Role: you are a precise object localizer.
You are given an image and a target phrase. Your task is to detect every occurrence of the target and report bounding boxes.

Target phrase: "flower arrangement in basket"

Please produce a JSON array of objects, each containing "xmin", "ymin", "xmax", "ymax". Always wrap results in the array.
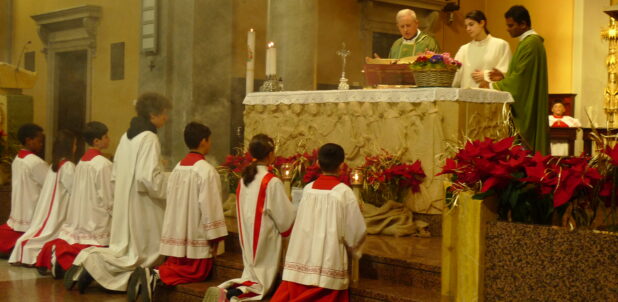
[
  {"xmin": 360, "ymin": 150, "xmax": 425, "ymax": 207},
  {"xmin": 409, "ymin": 51, "xmax": 462, "ymax": 87}
]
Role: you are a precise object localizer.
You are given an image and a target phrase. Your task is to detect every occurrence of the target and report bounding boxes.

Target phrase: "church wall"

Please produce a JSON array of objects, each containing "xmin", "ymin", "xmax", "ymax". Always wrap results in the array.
[
  {"xmin": 11, "ymin": 0, "xmax": 140, "ymax": 154},
  {"xmin": 572, "ymin": 0, "xmax": 609, "ymax": 128},
  {"xmin": 485, "ymin": 0, "xmax": 574, "ymax": 94},
  {"xmin": 0, "ymin": 0, "xmax": 12, "ymax": 63}
]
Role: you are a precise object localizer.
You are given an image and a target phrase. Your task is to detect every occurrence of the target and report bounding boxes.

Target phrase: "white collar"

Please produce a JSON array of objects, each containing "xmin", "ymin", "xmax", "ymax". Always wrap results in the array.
[
  {"xmin": 471, "ymin": 34, "xmax": 492, "ymax": 45},
  {"xmin": 518, "ymin": 29, "xmax": 538, "ymax": 41},
  {"xmin": 403, "ymin": 29, "xmax": 422, "ymax": 43}
]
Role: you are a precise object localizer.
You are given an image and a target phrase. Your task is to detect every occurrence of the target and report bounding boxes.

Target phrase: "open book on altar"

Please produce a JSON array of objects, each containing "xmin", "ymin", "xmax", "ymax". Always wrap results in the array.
[{"xmin": 364, "ymin": 56, "xmax": 417, "ymax": 88}]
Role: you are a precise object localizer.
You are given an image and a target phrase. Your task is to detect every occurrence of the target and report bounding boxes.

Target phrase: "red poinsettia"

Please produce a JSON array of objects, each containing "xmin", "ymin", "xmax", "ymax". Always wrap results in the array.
[
  {"xmin": 362, "ymin": 151, "xmax": 426, "ymax": 204},
  {"xmin": 221, "ymin": 152, "xmax": 253, "ymax": 174},
  {"xmin": 437, "ymin": 137, "xmax": 533, "ymax": 193}
]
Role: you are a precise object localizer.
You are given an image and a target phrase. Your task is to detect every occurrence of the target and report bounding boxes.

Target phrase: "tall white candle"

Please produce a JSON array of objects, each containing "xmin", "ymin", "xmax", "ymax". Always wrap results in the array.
[
  {"xmin": 246, "ymin": 28, "xmax": 255, "ymax": 93},
  {"xmin": 266, "ymin": 42, "xmax": 276, "ymax": 76}
]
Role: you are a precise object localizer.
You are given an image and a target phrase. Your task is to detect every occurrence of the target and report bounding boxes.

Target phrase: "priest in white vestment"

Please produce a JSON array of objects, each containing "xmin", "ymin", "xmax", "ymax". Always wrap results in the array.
[
  {"xmin": 36, "ymin": 122, "xmax": 113, "ymax": 278},
  {"xmin": 0, "ymin": 124, "xmax": 48, "ymax": 256},
  {"xmin": 205, "ymin": 134, "xmax": 295, "ymax": 302},
  {"xmin": 9, "ymin": 129, "xmax": 77, "ymax": 266},
  {"xmin": 67, "ymin": 92, "xmax": 171, "ymax": 293},
  {"xmin": 452, "ymin": 10, "xmax": 511, "ymax": 89},
  {"xmin": 271, "ymin": 144, "xmax": 366, "ymax": 302}
]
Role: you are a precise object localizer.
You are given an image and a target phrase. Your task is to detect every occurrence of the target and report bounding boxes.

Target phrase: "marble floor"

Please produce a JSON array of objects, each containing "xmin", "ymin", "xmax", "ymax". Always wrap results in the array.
[{"xmin": 0, "ymin": 259, "xmax": 125, "ymax": 302}]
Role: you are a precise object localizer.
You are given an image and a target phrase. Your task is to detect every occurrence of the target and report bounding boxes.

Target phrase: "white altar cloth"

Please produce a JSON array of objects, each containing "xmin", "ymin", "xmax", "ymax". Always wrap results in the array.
[{"xmin": 243, "ymin": 88, "xmax": 513, "ymax": 105}]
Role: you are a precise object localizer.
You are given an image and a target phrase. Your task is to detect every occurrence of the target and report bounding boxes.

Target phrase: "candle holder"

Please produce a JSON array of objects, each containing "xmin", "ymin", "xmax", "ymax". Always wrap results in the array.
[
  {"xmin": 349, "ymin": 168, "xmax": 365, "ymax": 212},
  {"xmin": 281, "ymin": 163, "xmax": 294, "ymax": 199},
  {"xmin": 259, "ymin": 74, "xmax": 283, "ymax": 92}
]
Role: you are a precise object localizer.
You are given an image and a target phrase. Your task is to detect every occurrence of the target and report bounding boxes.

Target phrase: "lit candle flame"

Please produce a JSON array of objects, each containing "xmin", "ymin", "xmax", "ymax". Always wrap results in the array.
[
  {"xmin": 250, "ymin": 28, "xmax": 254, "ymax": 32},
  {"xmin": 268, "ymin": 42, "xmax": 275, "ymax": 48}
]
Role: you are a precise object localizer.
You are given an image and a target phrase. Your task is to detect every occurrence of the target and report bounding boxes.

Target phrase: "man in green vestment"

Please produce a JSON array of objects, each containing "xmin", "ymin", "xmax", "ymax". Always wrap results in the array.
[
  {"xmin": 388, "ymin": 9, "xmax": 440, "ymax": 59},
  {"xmin": 489, "ymin": 5, "xmax": 549, "ymax": 155}
]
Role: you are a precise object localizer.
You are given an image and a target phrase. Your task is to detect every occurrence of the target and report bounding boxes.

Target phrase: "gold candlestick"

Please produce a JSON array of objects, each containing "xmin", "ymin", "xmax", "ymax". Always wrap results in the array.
[{"xmin": 602, "ymin": 6, "xmax": 618, "ymax": 127}]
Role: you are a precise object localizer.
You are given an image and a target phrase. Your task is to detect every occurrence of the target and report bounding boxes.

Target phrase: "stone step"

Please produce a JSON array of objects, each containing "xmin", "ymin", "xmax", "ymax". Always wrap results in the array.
[
  {"xmin": 154, "ymin": 217, "xmax": 441, "ymax": 302},
  {"xmin": 222, "ymin": 217, "xmax": 441, "ymax": 289}
]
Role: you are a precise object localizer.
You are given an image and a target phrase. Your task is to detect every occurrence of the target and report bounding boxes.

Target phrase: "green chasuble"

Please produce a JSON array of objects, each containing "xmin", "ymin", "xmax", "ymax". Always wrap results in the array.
[
  {"xmin": 388, "ymin": 32, "xmax": 440, "ymax": 59},
  {"xmin": 493, "ymin": 34, "xmax": 549, "ymax": 155}
]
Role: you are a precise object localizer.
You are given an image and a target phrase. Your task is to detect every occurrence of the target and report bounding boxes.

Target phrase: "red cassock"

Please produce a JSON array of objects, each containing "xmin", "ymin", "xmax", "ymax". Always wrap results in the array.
[
  {"xmin": 0, "ymin": 224, "xmax": 24, "ymax": 254},
  {"xmin": 35, "ymin": 238, "xmax": 99, "ymax": 270}
]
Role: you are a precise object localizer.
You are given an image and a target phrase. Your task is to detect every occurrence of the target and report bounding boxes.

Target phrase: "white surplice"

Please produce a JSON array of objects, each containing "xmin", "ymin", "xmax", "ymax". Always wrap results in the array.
[
  {"xmin": 452, "ymin": 35, "xmax": 512, "ymax": 89},
  {"xmin": 58, "ymin": 149, "xmax": 114, "ymax": 246},
  {"xmin": 281, "ymin": 180, "xmax": 366, "ymax": 291},
  {"xmin": 549, "ymin": 115, "xmax": 582, "ymax": 156},
  {"xmin": 7, "ymin": 150, "xmax": 49, "ymax": 231},
  {"xmin": 159, "ymin": 153, "xmax": 228, "ymax": 258},
  {"xmin": 73, "ymin": 131, "xmax": 169, "ymax": 291},
  {"xmin": 9, "ymin": 161, "xmax": 75, "ymax": 265},
  {"xmin": 218, "ymin": 166, "xmax": 296, "ymax": 300}
]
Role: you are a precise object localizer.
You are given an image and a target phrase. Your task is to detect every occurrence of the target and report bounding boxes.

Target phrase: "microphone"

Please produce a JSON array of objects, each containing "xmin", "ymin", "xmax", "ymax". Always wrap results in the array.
[{"xmin": 15, "ymin": 40, "xmax": 32, "ymax": 71}]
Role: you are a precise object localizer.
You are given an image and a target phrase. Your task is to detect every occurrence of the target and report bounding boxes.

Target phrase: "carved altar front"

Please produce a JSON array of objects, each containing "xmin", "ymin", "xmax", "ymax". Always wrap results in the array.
[{"xmin": 243, "ymin": 88, "xmax": 513, "ymax": 214}]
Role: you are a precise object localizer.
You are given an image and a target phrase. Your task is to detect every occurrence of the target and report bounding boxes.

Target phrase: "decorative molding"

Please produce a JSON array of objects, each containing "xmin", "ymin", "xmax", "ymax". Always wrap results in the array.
[
  {"xmin": 31, "ymin": 5, "xmax": 101, "ymax": 55},
  {"xmin": 368, "ymin": 0, "xmax": 451, "ymax": 12}
]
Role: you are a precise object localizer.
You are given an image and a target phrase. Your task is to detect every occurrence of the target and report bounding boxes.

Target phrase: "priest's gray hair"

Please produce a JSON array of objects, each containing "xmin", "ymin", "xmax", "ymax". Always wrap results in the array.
[{"xmin": 396, "ymin": 9, "xmax": 417, "ymax": 22}]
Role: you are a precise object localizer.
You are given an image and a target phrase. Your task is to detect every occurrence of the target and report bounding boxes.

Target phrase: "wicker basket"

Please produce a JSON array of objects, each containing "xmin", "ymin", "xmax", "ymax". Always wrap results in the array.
[{"xmin": 412, "ymin": 69, "xmax": 456, "ymax": 87}]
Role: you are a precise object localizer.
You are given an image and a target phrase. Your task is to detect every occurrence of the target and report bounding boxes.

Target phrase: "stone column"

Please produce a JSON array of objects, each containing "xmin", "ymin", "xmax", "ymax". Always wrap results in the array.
[
  {"xmin": 0, "ymin": 0, "xmax": 13, "ymax": 63},
  {"xmin": 267, "ymin": 0, "xmax": 317, "ymax": 91},
  {"xmin": 139, "ymin": 0, "xmax": 233, "ymax": 164}
]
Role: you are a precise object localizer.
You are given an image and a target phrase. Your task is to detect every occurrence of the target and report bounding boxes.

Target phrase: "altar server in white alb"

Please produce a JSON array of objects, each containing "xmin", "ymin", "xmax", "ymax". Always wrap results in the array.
[
  {"xmin": 0, "ymin": 124, "xmax": 48, "ymax": 257},
  {"xmin": 35, "ymin": 122, "xmax": 113, "ymax": 279},
  {"xmin": 9, "ymin": 129, "xmax": 77, "ymax": 266},
  {"xmin": 128, "ymin": 122, "xmax": 228, "ymax": 302},
  {"xmin": 65, "ymin": 92, "xmax": 171, "ymax": 293},
  {"xmin": 204, "ymin": 134, "xmax": 296, "ymax": 302},
  {"xmin": 271, "ymin": 143, "xmax": 366, "ymax": 302},
  {"xmin": 549, "ymin": 100, "xmax": 581, "ymax": 156},
  {"xmin": 452, "ymin": 10, "xmax": 511, "ymax": 89}
]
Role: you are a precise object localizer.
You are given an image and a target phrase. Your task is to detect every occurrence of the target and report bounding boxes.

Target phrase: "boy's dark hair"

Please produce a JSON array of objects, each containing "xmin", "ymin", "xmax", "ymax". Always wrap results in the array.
[
  {"xmin": 318, "ymin": 143, "xmax": 345, "ymax": 173},
  {"xmin": 52, "ymin": 129, "xmax": 77, "ymax": 172},
  {"xmin": 242, "ymin": 134, "xmax": 275, "ymax": 186},
  {"xmin": 82, "ymin": 121, "xmax": 108, "ymax": 146},
  {"xmin": 184, "ymin": 122, "xmax": 211, "ymax": 149},
  {"xmin": 505, "ymin": 5, "xmax": 531, "ymax": 27},
  {"xmin": 135, "ymin": 92, "xmax": 172, "ymax": 119},
  {"xmin": 17, "ymin": 123, "xmax": 43, "ymax": 145}
]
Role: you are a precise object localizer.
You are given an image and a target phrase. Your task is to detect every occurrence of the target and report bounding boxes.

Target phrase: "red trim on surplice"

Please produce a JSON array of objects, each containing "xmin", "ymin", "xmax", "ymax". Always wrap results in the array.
[
  {"xmin": 158, "ymin": 256, "xmax": 214, "ymax": 285},
  {"xmin": 0, "ymin": 224, "xmax": 24, "ymax": 254},
  {"xmin": 236, "ymin": 173, "xmax": 275, "ymax": 261},
  {"xmin": 19, "ymin": 160, "xmax": 67, "ymax": 263},
  {"xmin": 270, "ymin": 281, "xmax": 349, "ymax": 302},
  {"xmin": 17, "ymin": 149, "xmax": 33, "ymax": 159},
  {"xmin": 81, "ymin": 148, "xmax": 102, "ymax": 161},
  {"xmin": 312, "ymin": 175, "xmax": 341, "ymax": 190},
  {"xmin": 35, "ymin": 238, "xmax": 98, "ymax": 270},
  {"xmin": 252, "ymin": 173, "xmax": 274, "ymax": 261},
  {"xmin": 179, "ymin": 152, "xmax": 204, "ymax": 166}
]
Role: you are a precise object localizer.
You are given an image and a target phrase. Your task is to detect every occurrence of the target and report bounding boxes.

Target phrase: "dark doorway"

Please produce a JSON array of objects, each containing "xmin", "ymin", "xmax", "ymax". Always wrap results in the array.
[
  {"xmin": 372, "ymin": 32, "xmax": 400, "ymax": 59},
  {"xmin": 55, "ymin": 50, "xmax": 87, "ymax": 158}
]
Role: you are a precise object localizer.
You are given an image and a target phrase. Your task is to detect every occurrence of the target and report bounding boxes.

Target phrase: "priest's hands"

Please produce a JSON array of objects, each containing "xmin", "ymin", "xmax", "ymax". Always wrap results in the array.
[
  {"xmin": 489, "ymin": 68, "xmax": 504, "ymax": 81},
  {"xmin": 472, "ymin": 69, "xmax": 485, "ymax": 83}
]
